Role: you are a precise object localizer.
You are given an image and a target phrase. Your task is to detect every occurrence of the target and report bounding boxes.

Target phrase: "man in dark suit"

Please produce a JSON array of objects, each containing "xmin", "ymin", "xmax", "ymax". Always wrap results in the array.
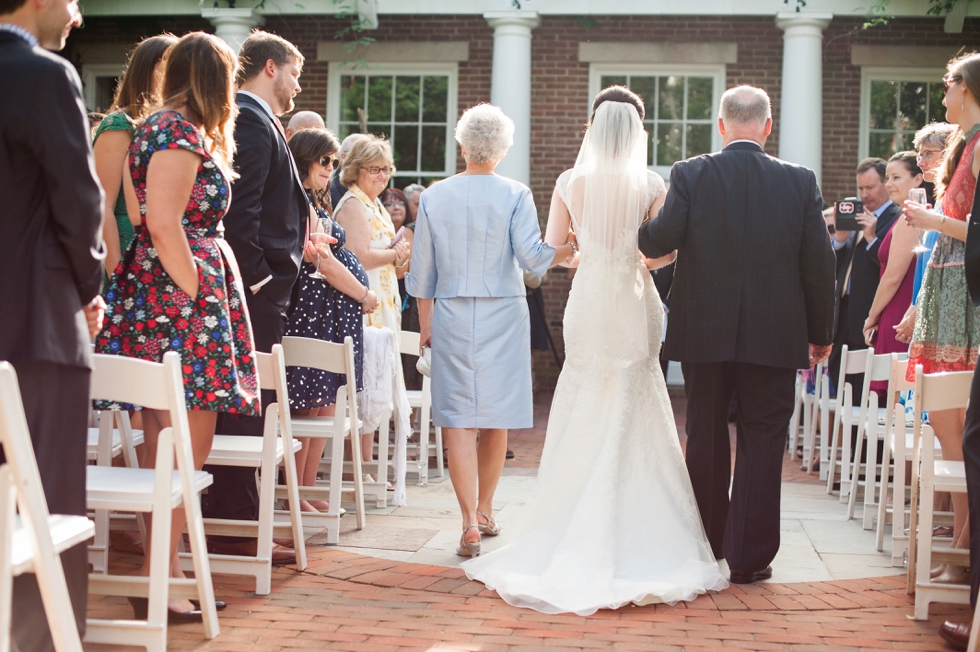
[
  {"xmin": 638, "ymin": 86, "xmax": 835, "ymax": 583},
  {"xmin": 204, "ymin": 30, "xmax": 309, "ymax": 564},
  {"xmin": 0, "ymin": 0, "xmax": 105, "ymax": 649},
  {"xmin": 827, "ymin": 158, "xmax": 900, "ymax": 389},
  {"xmin": 939, "ymin": 168, "xmax": 980, "ymax": 649}
]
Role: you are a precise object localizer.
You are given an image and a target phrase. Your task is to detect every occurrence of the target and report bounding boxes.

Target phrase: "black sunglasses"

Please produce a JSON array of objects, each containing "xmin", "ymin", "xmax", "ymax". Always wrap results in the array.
[
  {"xmin": 943, "ymin": 75, "xmax": 962, "ymax": 93},
  {"xmin": 318, "ymin": 155, "xmax": 337, "ymax": 168}
]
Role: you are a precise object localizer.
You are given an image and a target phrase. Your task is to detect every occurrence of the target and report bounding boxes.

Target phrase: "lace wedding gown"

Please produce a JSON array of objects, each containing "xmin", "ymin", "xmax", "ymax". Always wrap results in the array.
[{"xmin": 461, "ymin": 101, "xmax": 728, "ymax": 615}]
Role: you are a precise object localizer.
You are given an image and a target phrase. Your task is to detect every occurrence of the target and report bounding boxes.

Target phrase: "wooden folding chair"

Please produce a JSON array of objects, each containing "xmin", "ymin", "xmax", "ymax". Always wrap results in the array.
[
  {"xmin": 191, "ymin": 344, "xmax": 307, "ymax": 594},
  {"xmin": 0, "ymin": 363, "xmax": 94, "ymax": 652},
  {"xmin": 825, "ymin": 345, "xmax": 874, "ymax": 498},
  {"xmin": 399, "ymin": 330, "xmax": 443, "ymax": 481},
  {"xmin": 907, "ymin": 366, "xmax": 972, "ymax": 619},
  {"xmin": 280, "ymin": 335, "xmax": 366, "ymax": 544},
  {"xmin": 85, "ymin": 352, "xmax": 219, "ymax": 651}
]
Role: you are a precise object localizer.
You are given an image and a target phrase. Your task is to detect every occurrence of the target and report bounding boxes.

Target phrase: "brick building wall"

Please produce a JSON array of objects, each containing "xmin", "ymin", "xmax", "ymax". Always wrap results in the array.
[{"xmin": 64, "ymin": 13, "xmax": 980, "ymax": 392}]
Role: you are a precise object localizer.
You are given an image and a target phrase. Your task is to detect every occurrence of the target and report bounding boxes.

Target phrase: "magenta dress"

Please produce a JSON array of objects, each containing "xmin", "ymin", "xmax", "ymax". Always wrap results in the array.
[{"xmin": 869, "ymin": 222, "xmax": 915, "ymax": 392}]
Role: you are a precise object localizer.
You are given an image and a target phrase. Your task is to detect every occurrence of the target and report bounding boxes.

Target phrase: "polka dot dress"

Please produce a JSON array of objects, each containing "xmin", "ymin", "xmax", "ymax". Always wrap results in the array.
[{"xmin": 285, "ymin": 205, "xmax": 366, "ymax": 408}]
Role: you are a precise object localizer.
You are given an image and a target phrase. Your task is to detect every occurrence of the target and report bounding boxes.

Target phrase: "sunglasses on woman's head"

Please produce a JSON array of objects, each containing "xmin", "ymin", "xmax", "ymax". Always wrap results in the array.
[
  {"xmin": 943, "ymin": 75, "xmax": 962, "ymax": 93},
  {"xmin": 318, "ymin": 155, "xmax": 337, "ymax": 168}
]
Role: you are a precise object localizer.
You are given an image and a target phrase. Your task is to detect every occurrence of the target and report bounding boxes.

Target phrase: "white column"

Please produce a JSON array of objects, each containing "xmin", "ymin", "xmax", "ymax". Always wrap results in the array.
[
  {"xmin": 776, "ymin": 11, "xmax": 832, "ymax": 186},
  {"xmin": 483, "ymin": 10, "xmax": 540, "ymax": 186},
  {"xmin": 202, "ymin": 7, "xmax": 265, "ymax": 54}
]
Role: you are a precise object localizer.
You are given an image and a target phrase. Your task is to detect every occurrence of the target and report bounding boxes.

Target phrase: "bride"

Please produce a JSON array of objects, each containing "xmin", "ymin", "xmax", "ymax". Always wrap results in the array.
[{"xmin": 461, "ymin": 86, "xmax": 729, "ymax": 615}]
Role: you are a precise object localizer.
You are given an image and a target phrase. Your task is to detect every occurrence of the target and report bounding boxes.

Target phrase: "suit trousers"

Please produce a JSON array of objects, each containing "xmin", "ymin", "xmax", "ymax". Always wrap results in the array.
[
  {"xmin": 682, "ymin": 361, "xmax": 796, "ymax": 573},
  {"xmin": 828, "ymin": 295, "xmax": 868, "ymax": 397},
  {"xmin": 0, "ymin": 361, "xmax": 90, "ymax": 652},
  {"xmin": 204, "ymin": 290, "xmax": 287, "ymax": 542},
  {"xmin": 965, "ymin": 363, "xmax": 980, "ymax": 607}
]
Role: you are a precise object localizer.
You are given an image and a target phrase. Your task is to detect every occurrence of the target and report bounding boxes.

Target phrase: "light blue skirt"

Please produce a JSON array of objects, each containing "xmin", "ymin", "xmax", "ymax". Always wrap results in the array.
[{"xmin": 431, "ymin": 296, "xmax": 533, "ymax": 429}]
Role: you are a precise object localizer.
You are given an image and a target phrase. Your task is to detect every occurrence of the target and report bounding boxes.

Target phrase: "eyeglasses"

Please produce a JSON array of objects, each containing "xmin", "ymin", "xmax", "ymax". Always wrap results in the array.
[
  {"xmin": 943, "ymin": 75, "xmax": 962, "ymax": 93},
  {"xmin": 917, "ymin": 148, "xmax": 943, "ymax": 161},
  {"xmin": 318, "ymin": 155, "xmax": 337, "ymax": 169},
  {"xmin": 383, "ymin": 200, "xmax": 406, "ymax": 209},
  {"xmin": 363, "ymin": 166, "xmax": 394, "ymax": 176}
]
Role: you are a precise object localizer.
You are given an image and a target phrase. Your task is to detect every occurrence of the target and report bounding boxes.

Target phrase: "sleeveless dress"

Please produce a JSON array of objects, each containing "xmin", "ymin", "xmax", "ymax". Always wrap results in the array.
[
  {"xmin": 874, "ymin": 222, "xmax": 916, "ymax": 355},
  {"xmin": 95, "ymin": 110, "xmax": 259, "ymax": 416},
  {"xmin": 336, "ymin": 183, "xmax": 401, "ymax": 332},
  {"xmin": 462, "ymin": 169, "xmax": 728, "ymax": 615},
  {"xmin": 907, "ymin": 129, "xmax": 980, "ymax": 380},
  {"xmin": 93, "ymin": 110, "xmax": 137, "ymax": 259},
  {"xmin": 285, "ymin": 200, "xmax": 367, "ymax": 408}
]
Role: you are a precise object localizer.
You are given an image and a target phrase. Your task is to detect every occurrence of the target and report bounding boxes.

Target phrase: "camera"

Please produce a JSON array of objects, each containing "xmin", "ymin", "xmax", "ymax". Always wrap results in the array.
[{"xmin": 834, "ymin": 198, "xmax": 864, "ymax": 231}]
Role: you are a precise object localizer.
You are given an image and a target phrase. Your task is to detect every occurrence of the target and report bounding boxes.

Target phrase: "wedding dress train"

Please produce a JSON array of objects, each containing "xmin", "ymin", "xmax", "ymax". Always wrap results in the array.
[{"xmin": 461, "ymin": 101, "xmax": 728, "ymax": 615}]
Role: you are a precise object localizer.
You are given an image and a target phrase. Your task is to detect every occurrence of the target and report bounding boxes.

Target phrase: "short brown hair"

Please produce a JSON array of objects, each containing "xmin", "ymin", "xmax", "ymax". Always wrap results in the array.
[
  {"xmin": 856, "ymin": 157, "xmax": 887, "ymax": 182},
  {"xmin": 340, "ymin": 136, "xmax": 394, "ymax": 187},
  {"xmin": 287, "ymin": 128, "xmax": 341, "ymax": 211},
  {"xmin": 111, "ymin": 34, "xmax": 178, "ymax": 121},
  {"xmin": 161, "ymin": 32, "xmax": 239, "ymax": 179},
  {"xmin": 237, "ymin": 30, "xmax": 303, "ymax": 85}
]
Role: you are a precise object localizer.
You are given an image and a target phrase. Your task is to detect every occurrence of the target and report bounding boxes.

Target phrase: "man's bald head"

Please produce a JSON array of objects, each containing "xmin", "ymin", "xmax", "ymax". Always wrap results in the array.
[
  {"xmin": 285, "ymin": 111, "xmax": 325, "ymax": 141},
  {"xmin": 340, "ymin": 133, "xmax": 369, "ymax": 162}
]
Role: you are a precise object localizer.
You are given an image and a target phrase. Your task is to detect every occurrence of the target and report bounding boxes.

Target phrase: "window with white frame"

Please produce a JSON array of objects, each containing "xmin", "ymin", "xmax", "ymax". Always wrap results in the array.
[
  {"xmin": 589, "ymin": 64, "xmax": 725, "ymax": 178},
  {"xmin": 81, "ymin": 63, "xmax": 125, "ymax": 113},
  {"xmin": 859, "ymin": 67, "xmax": 948, "ymax": 161},
  {"xmin": 327, "ymin": 63, "xmax": 458, "ymax": 189}
]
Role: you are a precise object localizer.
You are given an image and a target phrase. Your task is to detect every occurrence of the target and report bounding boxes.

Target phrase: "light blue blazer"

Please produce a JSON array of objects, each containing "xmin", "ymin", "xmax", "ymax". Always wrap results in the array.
[{"xmin": 406, "ymin": 175, "xmax": 556, "ymax": 299}]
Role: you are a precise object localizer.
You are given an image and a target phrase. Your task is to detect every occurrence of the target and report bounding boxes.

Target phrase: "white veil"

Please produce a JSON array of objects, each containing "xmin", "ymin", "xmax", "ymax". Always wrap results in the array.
[{"xmin": 562, "ymin": 101, "xmax": 652, "ymax": 367}]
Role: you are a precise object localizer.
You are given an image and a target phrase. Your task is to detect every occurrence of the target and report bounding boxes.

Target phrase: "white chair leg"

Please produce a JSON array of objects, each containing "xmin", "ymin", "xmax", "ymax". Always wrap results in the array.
[
  {"xmin": 255, "ymin": 410, "xmax": 277, "ymax": 596},
  {"xmin": 0, "ymin": 466, "xmax": 14, "ymax": 652},
  {"xmin": 281, "ymin": 437, "xmax": 307, "ymax": 571}
]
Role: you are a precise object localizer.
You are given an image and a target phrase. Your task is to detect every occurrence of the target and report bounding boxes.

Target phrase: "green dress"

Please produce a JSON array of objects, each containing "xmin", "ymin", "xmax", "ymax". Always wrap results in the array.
[{"xmin": 92, "ymin": 110, "xmax": 136, "ymax": 276}]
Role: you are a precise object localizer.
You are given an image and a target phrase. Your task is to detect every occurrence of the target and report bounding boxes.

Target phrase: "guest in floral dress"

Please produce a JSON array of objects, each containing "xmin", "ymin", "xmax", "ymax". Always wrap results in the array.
[
  {"xmin": 95, "ymin": 32, "xmax": 256, "ymax": 621},
  {"xmin": 93, "ymin": 34, "xmax": 176, "ymax": 277},
  {"xmin": 904, "ymin": 54, "xmax": 980, "ymax": 581},
  {"xmin": 284, "ymin": 128, "xmax": 378, "ymax": 512},
  {"xmin": 335, "ymin": 136, "xmax": 411, "ymax": 480}
]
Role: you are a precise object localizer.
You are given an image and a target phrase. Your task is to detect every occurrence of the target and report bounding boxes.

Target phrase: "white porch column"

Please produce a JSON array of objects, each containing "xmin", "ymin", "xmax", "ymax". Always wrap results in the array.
[
  {"xmin": 483, "ymin": 10, "xmax": 540, "ymax": 185},
  {"xmin": 776, "ymin": 11, "xmax": 832, "ymax": 186},
  {"xmin": 202, "ymin": 7, "xmax": 265, "ymax": 54}
]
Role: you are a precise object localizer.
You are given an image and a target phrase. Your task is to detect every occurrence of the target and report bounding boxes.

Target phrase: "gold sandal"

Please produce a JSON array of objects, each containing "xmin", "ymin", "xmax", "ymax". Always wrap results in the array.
[
  {"xmin": 456, "ymin": 524, "xmax": 481, "ymax": 557},
  {"xmin": 476, "ymin": 511, "xmax": 500, "ymax": 536}
]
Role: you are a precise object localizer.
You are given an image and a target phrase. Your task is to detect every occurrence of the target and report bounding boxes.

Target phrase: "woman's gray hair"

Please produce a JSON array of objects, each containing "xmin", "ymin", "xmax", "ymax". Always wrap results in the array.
[
  {"xmin": 719, "ymin": 85, "xmax": 771, "ymax": 125},
  {"xmin": 914, "ymin": 122, "xmax": 957, "ymax": 150},
  {"xmin": 403, "ymin": 183, "xmax": 426, "ymax": 200},
  {"xmin": 455, "ymin": 104, "xmax": 514, "ymax": 165}
]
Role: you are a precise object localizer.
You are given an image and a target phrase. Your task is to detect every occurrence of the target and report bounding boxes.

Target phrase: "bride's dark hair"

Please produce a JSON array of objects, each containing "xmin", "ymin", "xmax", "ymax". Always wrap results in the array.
[{"xmin": 589, "ymin": 86, "xmax": 645, "ymax": 124}]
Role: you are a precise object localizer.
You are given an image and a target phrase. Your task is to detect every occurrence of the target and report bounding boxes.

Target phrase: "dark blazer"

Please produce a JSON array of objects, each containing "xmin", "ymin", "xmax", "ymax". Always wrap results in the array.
[
  {"xmin": 833, "ymin": 202, "xmax": 901, "ymax": 344},
  {"xmin": 967, "ymin": 171, "xmax": 980, "ymax": 306},
  {"xmin": 638, "ymin": 141, "xmax": 836, "ymax": 370},
  {"xmin": 0, "ymin": 32, "xmax": 104, "ymax": 369},
  {"xmin": 223, "ymin": 92, "xmax": 308, "ymax": 309}
]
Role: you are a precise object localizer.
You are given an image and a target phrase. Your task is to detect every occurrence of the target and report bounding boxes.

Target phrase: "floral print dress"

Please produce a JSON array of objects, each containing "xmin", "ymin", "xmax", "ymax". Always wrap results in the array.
[{"xmin": 95, "ymin": 110, "xmax": 260, "ymax": 416}]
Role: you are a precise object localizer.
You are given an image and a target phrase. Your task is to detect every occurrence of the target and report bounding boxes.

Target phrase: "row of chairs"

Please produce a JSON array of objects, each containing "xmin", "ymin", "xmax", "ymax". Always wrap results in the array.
[{"xmin": 792, "ymin": 346, "xmax": 975, "ymax": 636}]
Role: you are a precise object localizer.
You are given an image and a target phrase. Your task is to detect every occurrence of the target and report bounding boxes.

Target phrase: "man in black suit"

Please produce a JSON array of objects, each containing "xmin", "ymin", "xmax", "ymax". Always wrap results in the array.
[
  {"xmin": 940, "ymin": 168, "xmax": 980, "ymax": 649},
  {"xmin": 0, "ymin": 0, "xmax": 105, "ymax": 649},
  {"xmin": 827, "ymin": 158, "xmax": 900, "ymax": 389},
  {"xmin": 204, "ymin": 30, "xmax": 309, "ymax": 564},
  {"xmin": 638, "ymin": 86, "xmax": 835, "ymax": 583}
]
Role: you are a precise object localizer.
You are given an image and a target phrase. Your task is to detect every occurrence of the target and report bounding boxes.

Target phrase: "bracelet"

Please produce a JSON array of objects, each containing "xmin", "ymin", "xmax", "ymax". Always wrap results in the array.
[
  {"xmin": 358, "ymin": 286, "xmax": 369, "ymax": 303},
  {"xmin": 564, "ymin": 239, "xmax": 578, "ymax": 263}
]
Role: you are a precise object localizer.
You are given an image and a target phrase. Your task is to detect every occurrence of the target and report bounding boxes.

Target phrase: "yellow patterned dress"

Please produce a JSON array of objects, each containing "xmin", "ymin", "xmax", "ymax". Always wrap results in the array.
[{"xmin": 336, "ymin": 183, "xmax": 402, "ymax": 332}]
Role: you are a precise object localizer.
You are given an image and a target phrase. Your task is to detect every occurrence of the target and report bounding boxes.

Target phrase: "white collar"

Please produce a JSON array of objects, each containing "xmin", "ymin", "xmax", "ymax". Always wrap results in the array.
[{"xmin": 238, "ymin": 90, "xmax": 277, "ymax": 120}]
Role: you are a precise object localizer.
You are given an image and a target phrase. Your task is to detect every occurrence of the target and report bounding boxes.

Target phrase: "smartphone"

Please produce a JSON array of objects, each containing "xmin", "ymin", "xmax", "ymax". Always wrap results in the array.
[
  {"xmin": 834, "ymin": 199, "xmax": 865, "ymax": 231},
  {"xmin": 389, "ymin": 226, "xmax": 406, "ymax": 248}
]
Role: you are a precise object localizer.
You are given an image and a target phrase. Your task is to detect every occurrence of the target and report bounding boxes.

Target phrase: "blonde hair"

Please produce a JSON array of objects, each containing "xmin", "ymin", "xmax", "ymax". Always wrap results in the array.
[{"xmin": 340, "ymin": 135, "xmax": 394, "ymax": 187}]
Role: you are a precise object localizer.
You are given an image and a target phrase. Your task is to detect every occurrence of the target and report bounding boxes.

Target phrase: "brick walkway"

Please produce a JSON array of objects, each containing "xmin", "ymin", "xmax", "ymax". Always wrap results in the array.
[{"xmin": 84, "ymin": 394, "xmax": 970, "ymax": 651}]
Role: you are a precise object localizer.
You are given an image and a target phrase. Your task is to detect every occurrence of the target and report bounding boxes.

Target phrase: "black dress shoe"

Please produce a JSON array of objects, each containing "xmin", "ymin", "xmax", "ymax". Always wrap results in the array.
[
  {"xmin": 729, "ymin": 565, "xmax": 773, "ymax": 584},
  {"xmin": 190, "ymin": 599, "xmax": 227, "ymax": 611},
  {"xmin": 939, "ymin": 620, "xmax": 970, "ymax": 650},
  {"xmin": 128, "ymin": 597, "xmax": 204, "ymax": 623}
]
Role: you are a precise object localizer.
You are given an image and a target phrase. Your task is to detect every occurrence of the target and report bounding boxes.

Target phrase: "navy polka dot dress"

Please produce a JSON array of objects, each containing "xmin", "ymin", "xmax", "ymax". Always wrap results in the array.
[{"xmin": 285, "ymin": 204, "xmax": 366, "ymax": 408}]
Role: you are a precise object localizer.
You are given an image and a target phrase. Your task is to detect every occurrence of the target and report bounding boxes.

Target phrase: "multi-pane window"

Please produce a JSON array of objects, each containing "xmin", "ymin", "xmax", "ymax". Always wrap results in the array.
[
  {"xmin": 330, "ymin": 66, "xmax": 456, "ymax": 188},
  {"xmin": 868, "ymin": 79, "xmax": 946, "ymax": 159},
  {"xmin": 600, "ymin": 74, "xmax": 715, "ymax": 168}
]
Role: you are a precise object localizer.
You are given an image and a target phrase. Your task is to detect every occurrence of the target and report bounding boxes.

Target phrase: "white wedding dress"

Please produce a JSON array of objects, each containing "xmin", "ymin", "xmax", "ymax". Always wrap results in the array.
[{"xmin": 461, "ymin": 101, "xmax": 728, "ymax": 615}]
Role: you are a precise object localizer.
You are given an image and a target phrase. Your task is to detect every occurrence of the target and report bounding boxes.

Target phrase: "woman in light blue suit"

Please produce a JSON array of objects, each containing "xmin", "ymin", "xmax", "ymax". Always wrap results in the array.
[{"xmin": 407, "ymin": 104, "xmax": 577, "ymax": 558}]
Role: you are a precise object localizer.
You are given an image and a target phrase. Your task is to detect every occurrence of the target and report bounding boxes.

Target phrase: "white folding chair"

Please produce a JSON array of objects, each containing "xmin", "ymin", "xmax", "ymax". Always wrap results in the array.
[
  {"xmin": 87, "ymin": 410, "xmax": 144, "ymax": 574},
  {"xmin": 825, "ymin": 345, "xmax": 874, "ymax": 498},
  {"xmin": 399, "ymin": 330, "xmax": 443, "ymax": 481},
  {"xmin": 85, "ymin": 352, "xmax": 219, "ymax": 651},
  {"xmin": 875, "ymin": 354, "xmax": 917, "ymax": 563},
  {"xmin": 847, "ymin": 352, "xmax": 894, "ymax": 526},
  {"xmin": 908, "ymin": 366, "xmax": 972, "ymax": 619},
  {"xmin": 789, "ymin": 370, "xmax": 814, "ymax": 461},
  {"xmin": 280, "ymin": 335, "xmax": 366, "ymax": 544},
  {"xmin": 0, "ymin": 363, "xmax": 94, "ymax": 652},
  {"xmin": 188, "ymin": 344, "xmax": 307, "ymax": 595}
]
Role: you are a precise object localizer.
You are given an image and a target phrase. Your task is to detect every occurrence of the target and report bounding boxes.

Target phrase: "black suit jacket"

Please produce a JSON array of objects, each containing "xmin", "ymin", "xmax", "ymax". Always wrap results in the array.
[
  {"xmin": 833, "ymin": 202, "xmax": 901, "ymax": 344},
  {"xmin": 0, "ymin": 32, "xmax": 104, "ymax": 369},
  {"xmin": 223, "ymin": 93, "xmax": 308, "ymax": 309},
  {"xmin": 638, "ymin": 141, "xmax": 836, "ymax": 370},
  {"xmin": 966, "ymin": 171, "xmax": 980, "ymax": 306}
]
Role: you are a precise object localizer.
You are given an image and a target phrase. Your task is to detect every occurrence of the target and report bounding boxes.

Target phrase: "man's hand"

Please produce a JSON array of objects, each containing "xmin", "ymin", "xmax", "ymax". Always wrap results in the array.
[
  {"xmin": 808, "ymin": 343, "xmax": 832, "ymax": 367},
  {"xmin": 83, "ymin": 296, "xmax": 106, "ymax": 338},
  {"xmin": 857, "ymin": 210, "xmax": 877, "ymax": 244}
]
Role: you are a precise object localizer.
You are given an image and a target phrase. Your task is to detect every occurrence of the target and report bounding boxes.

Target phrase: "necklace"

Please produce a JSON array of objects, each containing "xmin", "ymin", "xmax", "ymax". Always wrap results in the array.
[{"xmin": 963, "ymin": 123, "xmax": 980, "ymax": 143}]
